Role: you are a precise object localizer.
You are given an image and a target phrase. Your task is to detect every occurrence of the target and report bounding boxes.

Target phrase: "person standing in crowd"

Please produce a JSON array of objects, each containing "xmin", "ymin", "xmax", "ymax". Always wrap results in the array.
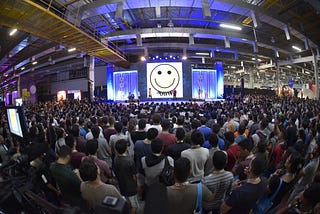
[
  {"xmin": 130, "ymin": 118, "xmax": 147, "ymax": 144},
  {"xmin": 79, "ymin": 158, "xmax": 121, "ymax": 209},
  {"xmin": 113, "ymin": 139, "xmax": 139, "ymax": 214},
  {"xmin": 220, "ymin": 157, "xmax": 267, "ymax": 214},
  {"xmin": 50, "ymin": 145, "xmax": 83, "ymax": 207},
  {"xmin": 65, "ymin": 134, "xmax": 86, "ymax": 170},
  {"xmin": 225, "ymin": 131, "xmax": 239, "ymax": 172},
  {"xmin": 166, "ymin": 127, "xmax": 190, "ymax": 161},
  {"xmin": 204, "ymin": 133, "xmax": 221, "ymax": 176},
  {"xmin": 181, "ymin": 130, "xmax": 209, "ymax": 183},
  {"xmin": 157, "ymin": 119, "xmax": 177, "ymax": 153},
  {"xmin": 202, "ymin": 151, "xmax": 233, "ymax": 214},
  {"xmin": 167, "ymin": 157, "xmax": 214, "ymax": 214},
  {"xmin": 141, "ymin": 138, "xmax": 174, "ymax": 187}
]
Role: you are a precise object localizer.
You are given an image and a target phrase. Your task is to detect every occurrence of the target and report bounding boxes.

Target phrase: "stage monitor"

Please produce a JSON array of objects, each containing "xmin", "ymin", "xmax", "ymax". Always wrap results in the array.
[
  {"xmin": 6, "ymin": 106, "xmax": 28, "ymax": 139},
  {"xmin": 147, "ymin": 62, "xmax": 183, "ymax": 98}
]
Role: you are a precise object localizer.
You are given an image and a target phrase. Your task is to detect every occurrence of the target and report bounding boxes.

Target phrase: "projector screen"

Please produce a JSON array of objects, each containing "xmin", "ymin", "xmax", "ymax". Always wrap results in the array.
[{"xmin": 147, "ymin": 62, "xmax": 183, "ymax": 98}]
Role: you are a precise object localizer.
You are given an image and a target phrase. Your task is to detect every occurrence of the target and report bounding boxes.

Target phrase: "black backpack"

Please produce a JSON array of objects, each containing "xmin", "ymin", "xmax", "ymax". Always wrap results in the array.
[{"xmin": 159, "ymin": 157, "xmax": 175, "ymax": 186}]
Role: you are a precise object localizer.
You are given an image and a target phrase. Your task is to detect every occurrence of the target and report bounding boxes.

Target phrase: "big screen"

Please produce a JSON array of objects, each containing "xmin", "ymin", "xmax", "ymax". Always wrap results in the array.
[
  {"xmin": 6, "ymin": 108, "xmax": 23, "ymax": 138},
  {"xmin": 147, "ymin": 62, "xmax": 183, "ymax": 98}
]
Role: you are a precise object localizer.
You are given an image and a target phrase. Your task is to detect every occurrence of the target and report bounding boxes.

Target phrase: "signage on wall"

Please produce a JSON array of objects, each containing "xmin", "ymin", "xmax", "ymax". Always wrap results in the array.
[{"xmin": 147, "ymin": 62, "xmax": 183, "ymax": 98}]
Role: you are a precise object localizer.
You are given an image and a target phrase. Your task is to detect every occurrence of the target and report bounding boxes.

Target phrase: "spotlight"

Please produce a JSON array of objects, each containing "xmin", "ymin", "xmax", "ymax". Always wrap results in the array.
[
  {"xmin": 159, "ymin": 57, "xmax": 162, "ymax": 60},
  {"xmin": 172, "ymin": 57, "xmax": 176, "ymax": 60},
  {"xmin": 68, "ymin": 47, "xmax": 76, "ymax": 52},
  {"xmin": 182, "ymin": 56, "xmax": 187, "ymax": 60},
  {"xmin": 165, "ymin": 57, "xmax": 168, "ymax": 60},
  {"xmin": 169, "ymin": 55, "xmax": 173, "ymax": 59},
  {"xmin": 9, "ymin": 28, "xmax": 17, "ymax": 36},
  {"xmin": 156, "ymin": 56, "xmax": 159, "ymax": 59},
  {"xmin": 32, "ymin": 61, "xmax": 38, "ymax": 65},
  {"xmin": 152, "ymin": 57, "xmax": 156, "ymax": 60},
  {"xmin": 140, "ymin": 56, "xmax": 146, "ymax": 61}
]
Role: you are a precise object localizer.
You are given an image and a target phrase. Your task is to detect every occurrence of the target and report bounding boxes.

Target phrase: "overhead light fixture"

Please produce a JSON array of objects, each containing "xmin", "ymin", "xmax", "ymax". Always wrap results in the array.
[
  {"xmin": 21, "ymin": 67, "xmax": 25, "ymax": 70},
  {"xmin": 305, "ymin": 71, "xmax": 310, "ymax": 74},
  {"xmin": 286, "ymin": 65, "xmax": 292, "ymax": 69},
  {"xmin": 140, "ymin": 56, "xmax": 146, "ymax": 61},
  {"xmin": 195, "ymin": 52, "xmax": 210, "ymax": 56},
  {"xmin": 251, "ymin": 57, "xmax": 261, "ymax": 62},
  {"xmin": 9, "ymin": 28, "xmax": 17, "ymax": 36},
  {"xmin": 220, "ymin": 23, "xmax": 242, "ymax": 31},
  {"xmin": 231, "ymin": 66, "xmax": 236, "ymax": 69},
  {"xmin": 292, "ymin": 45, "xmax": 301, "ymax": 51},
  {"xmin": 182, "ymin": 56, "xmax": 187, "ymax": 60},
  {"xmin": 32, "ymin": 61, "xmax": 38, "ymax": 65},
  {"xmin": 68, "ymin": 48, "xmax": 76, "ymax": 52}
]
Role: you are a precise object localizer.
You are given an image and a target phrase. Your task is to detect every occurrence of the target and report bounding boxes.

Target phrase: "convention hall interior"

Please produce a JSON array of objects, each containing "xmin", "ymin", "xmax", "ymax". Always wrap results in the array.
[
  {"xmin": 0, "ymin": 0, "xmax": 319, "ymax": 102},
  {"xmin": 1, "ymin": 0, "xmax": 320, "ymax": 213}
]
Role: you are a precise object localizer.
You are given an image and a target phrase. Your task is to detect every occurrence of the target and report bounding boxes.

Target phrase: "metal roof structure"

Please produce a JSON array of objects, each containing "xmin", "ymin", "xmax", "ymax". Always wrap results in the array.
[{"xmin": 0, "ymin": 0, "xmax": 319, "ymax": 90}]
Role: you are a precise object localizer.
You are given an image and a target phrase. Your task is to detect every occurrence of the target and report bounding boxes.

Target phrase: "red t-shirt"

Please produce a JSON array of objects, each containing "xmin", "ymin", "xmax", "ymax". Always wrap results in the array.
[{"xmin": 226, "ymin": 144, "xmax": 240, "ymax": 171}]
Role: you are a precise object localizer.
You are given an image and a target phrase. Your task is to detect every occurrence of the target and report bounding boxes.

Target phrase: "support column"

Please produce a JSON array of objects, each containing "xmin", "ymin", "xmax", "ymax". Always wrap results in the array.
[
  {"xmin": 313, "ymin": 54, "xmax": 319, "ymax": 99},
  {"xmin": 249, "ymin": 69, "xmax": 254, "ymax": 88},
  {"xmin": 88, "ymin": 56, "xmax": 95, "ymax": 101},
  {"xmin": 276, "ymin": 61, "xmax": 280, "ymax": 95},
  {"xmin": 106, "ymin": 64, "xmax": 114, "ymax": 101},
  {"xmin": 17, "ymin": 75, "xmax": 21, "ymax": 97}
]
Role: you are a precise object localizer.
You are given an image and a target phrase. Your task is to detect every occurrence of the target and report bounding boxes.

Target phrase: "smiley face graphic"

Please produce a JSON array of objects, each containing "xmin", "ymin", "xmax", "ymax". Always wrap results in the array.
[{"xmin": 150, "ymin": 64, "xmax": 180, "ymax": 93}]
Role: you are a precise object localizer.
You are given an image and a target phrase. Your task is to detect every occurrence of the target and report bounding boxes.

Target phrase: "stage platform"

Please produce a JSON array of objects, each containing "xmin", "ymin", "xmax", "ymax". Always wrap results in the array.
[{"xmin": 109, "ymin": 98, "xmax": 225, "ymax": 105}]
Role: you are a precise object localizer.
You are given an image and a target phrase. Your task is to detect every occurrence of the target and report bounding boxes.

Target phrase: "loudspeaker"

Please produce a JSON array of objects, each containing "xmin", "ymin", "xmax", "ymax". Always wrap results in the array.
[{"xmin": 240, "ymin": 77, "xmax": 244, "ymax": 99}]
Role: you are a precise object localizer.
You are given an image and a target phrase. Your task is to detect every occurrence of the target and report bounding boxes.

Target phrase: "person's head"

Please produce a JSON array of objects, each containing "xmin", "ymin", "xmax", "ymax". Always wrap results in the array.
[
  {"xmin": 191, "ymin": 119, "xmax": 201, "ymax": 130},
  {"xmin": 79, "ymin": 158, "xmax": 98, "ymax": 182},
  {"xmin": 238, "ymin": 123, "xmax": 246, "ymax": 135},
  {"xmin": 212, "ymin": 151, "xmax": 228, "ymax": 170},
  {"xmin": 115, "ymin": 139, "xmax": 128, "ymax": 155},
  {"xmin": 248, "ymin": 157, "xmax": 265, "ymax": 177},
  {"xmin": 29, "ymin": 126, "xmax": 39, "ymax": 138},
  {"xmin": 71, "ymin": 124, "xmax": 80, "ymax": 137},
  {"xmin": 211, "ymin": 123, "xmax": 221, "ymax": 134},
  {"xmin": 177, "ymin": 116, "xmax": 185, "ymax": 126},
  {"xmin": 174, "ymin": 157, "xmax": 191, "ymax": 183},
  {"xmin": 200, "ymin": 117, "xmax": 207, "ymax": 125},
  {"xmin": 91, "ymin": 125, "xmax": 100, "ymax": 139},
  {"xmin": 146, "ymin": 128, "xmax": 158, "ymax": 141},
  {"xmin": 259, "ymin": 118, "xmax": 269, "ymax": 130},
  {"xmin": 175, "ymin": 128, "xmax": 185, "ymax": 141},
  {"xmin": 208, "ymin": 133, "xmax": 219, "ymax": 148},
  {"xmin": 86, "ymin": 139, "xmax": 99, "ymax": 155},
  {"xmin": 224, "ymin": 131, "xmax": 235, "ymax": 145},
  {"xmin": 57, "ymin": 145, "xmax": 72, "ymax": 162},
  {"xmin": 191, "ymin": 130, "xmax": 204, "ymax": 146},
  {"xmin": 138, "ymin": 119, "xmax": 147, "ymax": 130},
  {"xmin": 114, "ymin": 122, "xmax": 123, "ymax": 134},
  {"xmin": 56, "ymin": 127, "xmax": 65, "ymax": 139},
  {"xmin": 161, "ymin": 119, "xmax": 171, "ymax": 131},
  {"xmin": 151, "ymin": 138, "xmax": 163, "ymax": 154},
  {"xmin": 65, "ymin": 134, "xmax": 76, "ymax": 149},
  {"xmin": 238, "ymin": 138, "xmax": 253, "ymax": 158},
  {"xmin": 109, "ymin": 116, "xmax": 115, "ymax": 126},
  {"xmin": 284, "ymin": 151, "xmax": 304, "ymax": 174},
  {"xmin": 152, "ymin": 114, "xmax": 162, "ymax": 125}
]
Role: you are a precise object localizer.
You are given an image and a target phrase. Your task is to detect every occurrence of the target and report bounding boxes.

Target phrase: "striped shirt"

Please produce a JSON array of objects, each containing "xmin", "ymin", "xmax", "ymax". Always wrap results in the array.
[{"xmin": 202, "ymin": 170, "xmax": 233, "ymax": 210}]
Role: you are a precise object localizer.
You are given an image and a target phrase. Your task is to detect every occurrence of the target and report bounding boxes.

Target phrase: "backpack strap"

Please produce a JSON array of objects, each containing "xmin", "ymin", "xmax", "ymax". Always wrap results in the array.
[
  {"xmin": 270, "ymin": 178, "xmax": 283, "ymax": 201},
  {"xmin": 195, "ymin": 182, "xmax": 202, "ymax": 213}
]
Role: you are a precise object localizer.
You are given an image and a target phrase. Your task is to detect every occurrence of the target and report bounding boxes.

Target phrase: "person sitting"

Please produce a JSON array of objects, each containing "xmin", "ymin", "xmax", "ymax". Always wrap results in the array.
[{"xmin": 79, "ymin": 158, "xmax": 121, "ymax": 209}]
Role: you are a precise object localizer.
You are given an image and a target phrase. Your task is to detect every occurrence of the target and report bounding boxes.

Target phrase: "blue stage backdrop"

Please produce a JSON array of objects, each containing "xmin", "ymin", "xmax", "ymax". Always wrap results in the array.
[
  {"xmin": 192, "ymin": 69, "xmax": 217, "ymax": 99},
  {"xmin": 113, "ymin": 70, "xmax": 138, "ymax": 101},
  {"xmin": 216, "ymin": 61, "xmax": 224, "ymax": 99}
]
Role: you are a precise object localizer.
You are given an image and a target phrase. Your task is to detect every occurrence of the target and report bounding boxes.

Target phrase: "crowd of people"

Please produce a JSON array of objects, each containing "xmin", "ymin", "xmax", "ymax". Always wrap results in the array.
[{"xmin": 1, "ymin": 95, "xmax": 320, "ymax": 214}]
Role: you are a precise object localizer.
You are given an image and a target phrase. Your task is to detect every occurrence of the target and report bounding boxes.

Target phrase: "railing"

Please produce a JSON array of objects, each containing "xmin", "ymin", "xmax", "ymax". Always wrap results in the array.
[{"xmin": 33, "ymin": 0, "xmax": 126, "ymax": 60}]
